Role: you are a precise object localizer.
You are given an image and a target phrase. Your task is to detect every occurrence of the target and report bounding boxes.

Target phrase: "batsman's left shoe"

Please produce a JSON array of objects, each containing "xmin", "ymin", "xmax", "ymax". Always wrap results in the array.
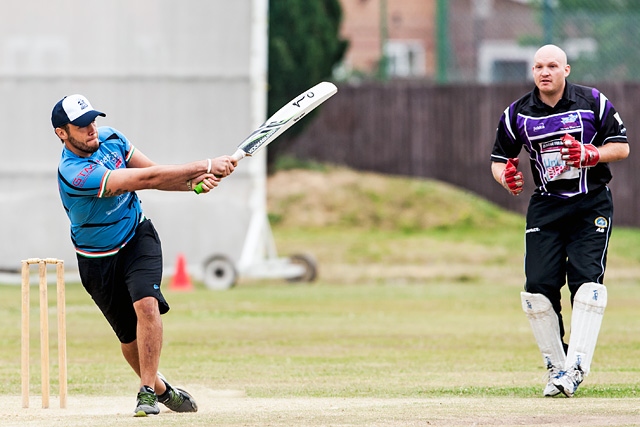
[
  {"xmin": 543, "ymin": 369, "xmax": 562, "ymax": 397},
  {"xmin": 157, "ymin": 372, "xmax": 198, "ymax": 413},
  {"xmin": 552, "ymin": 366, "xmax": 584, "ymax": 398}
]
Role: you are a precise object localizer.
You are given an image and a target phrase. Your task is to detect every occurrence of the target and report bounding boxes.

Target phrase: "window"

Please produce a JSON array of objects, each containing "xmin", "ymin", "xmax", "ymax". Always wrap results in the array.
[
  {"xmin": 478, "ymin": 41, "xmax": 536, "ymax": 83},
  {"xmin": 385, "ymin": 40, "xmax": 426, "ymax": 77},
  {"xmin": 492, "ymin": 60, "xmax": 529, "ymax": 82}
]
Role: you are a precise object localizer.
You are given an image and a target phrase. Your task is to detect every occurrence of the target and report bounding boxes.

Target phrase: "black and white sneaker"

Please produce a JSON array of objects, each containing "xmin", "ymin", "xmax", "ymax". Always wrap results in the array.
[
  {"xmin": 157, "ymin": 372, "xmax": 198, "ymax": 413},
  {"xmin": 552, "ymin": 366, "xmax": 584, "ymax": 398},
  {"xmin": 134, "ymin": 385, "xmax": 160, "ymax": 417},
  {"xmin": 543, "ymin": 368, "xmax": 562, "ymax": 397}
]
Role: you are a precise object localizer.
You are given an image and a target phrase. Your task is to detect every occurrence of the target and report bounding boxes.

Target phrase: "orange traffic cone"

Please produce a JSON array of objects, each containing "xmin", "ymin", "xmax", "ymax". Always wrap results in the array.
[{"xmin": 169, "ymin": 253, "xmax": 193, "ymax": 291}]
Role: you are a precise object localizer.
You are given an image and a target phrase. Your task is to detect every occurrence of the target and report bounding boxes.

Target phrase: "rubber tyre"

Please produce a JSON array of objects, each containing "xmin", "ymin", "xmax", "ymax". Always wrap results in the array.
[
  {"xmin": 203, "ymin": 255, "xmax": 237, "ymax": 290},
  {"xmin": 286, "ymin": 253, "xmax": 318, "ymax": 283}
]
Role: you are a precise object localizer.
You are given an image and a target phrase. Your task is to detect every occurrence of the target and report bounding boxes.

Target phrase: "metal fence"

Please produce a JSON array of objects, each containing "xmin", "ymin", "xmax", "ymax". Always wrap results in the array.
[
  {"xmin": 448, "ymin": 0, "xmax": 640, "ymax": 84},
  {"xmin": 351, "ymin": 0, "xmax": 640, "ymax": 84},
  {"xmin": 281, "ymin": 81, "xmax": 640, "ymax": 227}
]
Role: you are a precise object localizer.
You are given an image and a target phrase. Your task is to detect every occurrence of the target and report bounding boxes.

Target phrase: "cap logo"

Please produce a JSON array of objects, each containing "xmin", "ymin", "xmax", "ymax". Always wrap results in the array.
[{"xmin": 77, "ymin": 98, "xmax": 89, "ymax": 110}]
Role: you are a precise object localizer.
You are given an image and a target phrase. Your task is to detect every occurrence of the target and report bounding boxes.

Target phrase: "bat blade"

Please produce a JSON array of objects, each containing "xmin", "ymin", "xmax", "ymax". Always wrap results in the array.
[
  {"xmin": 236, "ymin": 81, "xmax": 338, "ymax": 158},
  {"xmin": 194, "ymin": 82, "xmax": 338, "ymax": 193}
]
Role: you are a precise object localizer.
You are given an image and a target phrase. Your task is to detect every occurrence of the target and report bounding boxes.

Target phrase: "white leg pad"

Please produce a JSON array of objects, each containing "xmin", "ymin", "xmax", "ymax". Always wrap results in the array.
[
  {"xmin": 565, "ymin": 283, "xmax": 607, "ymax": 375},
  {"xmin": 521, "ymin": 292, "xmax": 566, "ymax": 371}
]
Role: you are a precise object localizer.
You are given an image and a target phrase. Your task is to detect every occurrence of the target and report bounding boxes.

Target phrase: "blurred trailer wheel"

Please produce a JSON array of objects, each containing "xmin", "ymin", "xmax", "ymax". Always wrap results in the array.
[
  {"xmin": 286, "ymin": 253, "xmax": 318, "ymax": 283},
  {"xmin": 203, "ymin": 255, "xmax": 237, "ymax": 290}
]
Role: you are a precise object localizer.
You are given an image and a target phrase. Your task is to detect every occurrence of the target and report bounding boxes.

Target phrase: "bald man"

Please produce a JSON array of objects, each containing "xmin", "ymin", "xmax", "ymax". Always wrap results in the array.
[{"xmin": 490, "ymin": 45, "xmax": 629, "ymax": 397}]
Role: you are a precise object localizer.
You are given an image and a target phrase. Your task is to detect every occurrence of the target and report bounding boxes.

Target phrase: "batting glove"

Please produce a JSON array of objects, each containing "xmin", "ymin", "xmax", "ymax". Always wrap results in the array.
[
  {"xmin": 561, "ymin": 134, "xmax": 600, "ymax": 168},
  {"xmin": 500, "ymin": 158, "xmax": 524, "ymax": 196}
]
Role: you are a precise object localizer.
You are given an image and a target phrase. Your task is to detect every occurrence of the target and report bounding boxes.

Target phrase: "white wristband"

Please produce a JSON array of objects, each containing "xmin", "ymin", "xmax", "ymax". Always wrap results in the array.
[{"xmin": 206, "ymin": 158, "xmax": 212, "ymax": 174}]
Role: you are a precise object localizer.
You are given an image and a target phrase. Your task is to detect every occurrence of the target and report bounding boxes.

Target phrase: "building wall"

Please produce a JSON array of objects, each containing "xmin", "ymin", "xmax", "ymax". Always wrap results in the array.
[
  {"xmin": 339, "ymin": 0, "xmax": 435, "ymax": 78},
  {"xmin": 0, "ymin": 0, "xmax": 268, "ymax": 279},
  {"xmin": 450, "ymin": 0, "xmax": 540, "ymax": 82},
  {"xmin": 338, "ymin": 0, "xmax": 542, "ymax": 82}
]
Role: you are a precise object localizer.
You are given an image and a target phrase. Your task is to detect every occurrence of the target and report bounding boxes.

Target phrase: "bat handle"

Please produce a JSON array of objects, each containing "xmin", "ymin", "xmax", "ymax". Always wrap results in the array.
[{"xmin": 193, "ymin": 149, "xmax": 247, "ymax": 194}]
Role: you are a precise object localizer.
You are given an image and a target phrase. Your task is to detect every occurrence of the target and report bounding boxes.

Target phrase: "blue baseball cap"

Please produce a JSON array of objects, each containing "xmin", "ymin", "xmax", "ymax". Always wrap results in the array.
[{"xmin": 51, "ymin": 94, "xmax": 106, "ymax": 128}]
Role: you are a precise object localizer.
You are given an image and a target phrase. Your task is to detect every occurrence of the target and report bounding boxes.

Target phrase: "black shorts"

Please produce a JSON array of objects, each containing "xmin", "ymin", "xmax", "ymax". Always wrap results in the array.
[{"xmin": 77, "ymin": 219, "xmax": 170, "ymax": 344}]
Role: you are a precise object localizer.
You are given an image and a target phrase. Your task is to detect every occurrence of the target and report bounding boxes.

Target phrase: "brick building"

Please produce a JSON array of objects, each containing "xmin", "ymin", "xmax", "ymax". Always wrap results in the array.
[
  {"xmin": 339, "ymin": 0, "xmax": 435, "ymax": 78},
  {"xmin": 338, "ymin": 0, "xmax": 549, "ymax": 83}
]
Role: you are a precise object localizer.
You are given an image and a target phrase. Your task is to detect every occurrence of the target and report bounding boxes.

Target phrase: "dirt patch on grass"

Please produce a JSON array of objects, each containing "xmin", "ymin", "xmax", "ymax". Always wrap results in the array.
[{"xmin": 5, "ymin": 390, "xmax": 640, "ymax": 427}]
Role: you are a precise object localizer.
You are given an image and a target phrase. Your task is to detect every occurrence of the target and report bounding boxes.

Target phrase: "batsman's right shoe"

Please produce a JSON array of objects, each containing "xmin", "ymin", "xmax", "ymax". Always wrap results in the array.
[
  {"xmin": 157, "ymin": 372, "xmax": 198, "ymax": 413},
  {"xmin": 543, "ymin": 368, "xmax": 562, "ymax": 397},
  {"xmin": 134, "ymin": 386, "xmax": 160, "ymax": 417},
  {"xmin": 552, "ymin": 366, "xmax": 584, "ymax": 398}
]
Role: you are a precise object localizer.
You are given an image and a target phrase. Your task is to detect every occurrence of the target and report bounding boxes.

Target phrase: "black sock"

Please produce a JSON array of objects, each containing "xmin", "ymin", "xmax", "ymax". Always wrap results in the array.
[{"xmin": 157, "ymin": 385, "xmax": 171, "ymax": 400}]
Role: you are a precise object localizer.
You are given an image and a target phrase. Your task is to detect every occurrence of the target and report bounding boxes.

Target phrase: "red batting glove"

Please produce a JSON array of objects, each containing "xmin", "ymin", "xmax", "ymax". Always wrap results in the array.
[
  {"xmin": 561, "ymin": 134, "xmax": 600, "ymax": 167},
  {"xmin": 500, "ymin": 158, "xmax": 524, "ymax": 196}
]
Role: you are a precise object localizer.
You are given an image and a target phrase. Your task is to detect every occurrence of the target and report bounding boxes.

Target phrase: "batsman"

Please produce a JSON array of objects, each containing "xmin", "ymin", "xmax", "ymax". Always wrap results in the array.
[
  {"xmin": 490, "ymin": 45, "xmax": 629, "ymax": 397},
  {"xmin": 52, "ymin": 94, "xmax": 236, "ymax": 416}
]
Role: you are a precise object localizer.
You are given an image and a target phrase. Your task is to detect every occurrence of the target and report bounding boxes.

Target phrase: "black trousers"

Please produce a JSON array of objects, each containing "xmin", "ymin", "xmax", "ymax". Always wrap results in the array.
[{"xmin": 524, "ymin": 186, "xmax": 613, "ymax": 342}]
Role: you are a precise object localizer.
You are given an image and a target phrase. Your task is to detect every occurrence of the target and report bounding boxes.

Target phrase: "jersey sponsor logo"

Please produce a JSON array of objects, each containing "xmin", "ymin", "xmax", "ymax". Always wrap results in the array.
[
  {"xmin": 540, "ymin": 139, "xmax": 575, "ymax": 181},
  {"xmin": 559, "ymin": 112, "xmax": 581, "ymax": 132},
  {"xmin": 72, "ymin": 151, "xmax": 124, "ymax": 188},
  {"xmin": 72, "ymin": 163, "xmax": 99, "ymax": 187},
  {"xmin": 540, "ymin": 140, "xmax": 563, "ymax": 149},
  {"xmin": 95, "ymin": 151, "xmax": 122, "ymax": 168},
  {"xmin": 546, "ymin": 164, "xmax": 570, "ymax": 181},
  {"xmin": 561, "ymin": 113, "xmax": 579, "ymax": 126},
  {"xmin": 105, "ymin": 193, "xmax": 131, "ymax": 215},
  {"xmin": 525, "ymin": 227, "xmax": 540, "ymax": 234}
]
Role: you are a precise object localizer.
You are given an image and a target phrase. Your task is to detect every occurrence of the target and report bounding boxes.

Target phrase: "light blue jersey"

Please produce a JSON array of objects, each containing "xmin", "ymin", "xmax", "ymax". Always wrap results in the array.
[{"xmin": 58, "ymin": 126, "xmax": 144, "ymax": 256}]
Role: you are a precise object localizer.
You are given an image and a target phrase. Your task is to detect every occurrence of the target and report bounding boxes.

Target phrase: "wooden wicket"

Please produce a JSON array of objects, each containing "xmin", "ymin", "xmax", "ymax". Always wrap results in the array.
[{"xmin": 21, "ymin": 258, "xmax": 67, "ymax": 409}]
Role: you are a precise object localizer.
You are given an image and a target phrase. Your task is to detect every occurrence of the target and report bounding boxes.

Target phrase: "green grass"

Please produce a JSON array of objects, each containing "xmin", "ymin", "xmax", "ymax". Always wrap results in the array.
[
  {"xmin": 3, "ymin": 167, "xmax": 640, "ymax": 403},
  {"xmin": 4, "ymin": 276, "xmax": 640, "ymax": 400}
]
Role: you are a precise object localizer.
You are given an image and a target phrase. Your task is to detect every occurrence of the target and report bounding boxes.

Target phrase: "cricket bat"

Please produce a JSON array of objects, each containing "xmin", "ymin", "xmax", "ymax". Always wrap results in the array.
[{"xmin": 194, "ymin": 81, "xmax": 338, "ymax": 194}]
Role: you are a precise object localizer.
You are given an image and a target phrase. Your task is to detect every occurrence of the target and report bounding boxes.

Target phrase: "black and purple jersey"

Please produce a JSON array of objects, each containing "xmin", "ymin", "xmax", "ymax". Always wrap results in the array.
[{"xmin": 491, "ymin": 82, "xmax": 627, "ymax": 198}]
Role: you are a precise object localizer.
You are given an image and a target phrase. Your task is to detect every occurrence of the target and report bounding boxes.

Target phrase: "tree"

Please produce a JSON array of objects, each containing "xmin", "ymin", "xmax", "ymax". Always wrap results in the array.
[{"xmin": 267, "ymin": 0, "xmax": 348, "ymax": 171}]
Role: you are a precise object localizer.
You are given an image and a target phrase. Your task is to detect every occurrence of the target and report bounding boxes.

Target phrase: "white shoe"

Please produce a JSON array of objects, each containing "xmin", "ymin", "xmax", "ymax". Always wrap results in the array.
[
  {"xmin": 543, "ymin": 369, "xmax": 562, "ymax": 397},
  {"xmin": 552, "ymin": 366, "xmax": 584, "ymax": 398}
]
